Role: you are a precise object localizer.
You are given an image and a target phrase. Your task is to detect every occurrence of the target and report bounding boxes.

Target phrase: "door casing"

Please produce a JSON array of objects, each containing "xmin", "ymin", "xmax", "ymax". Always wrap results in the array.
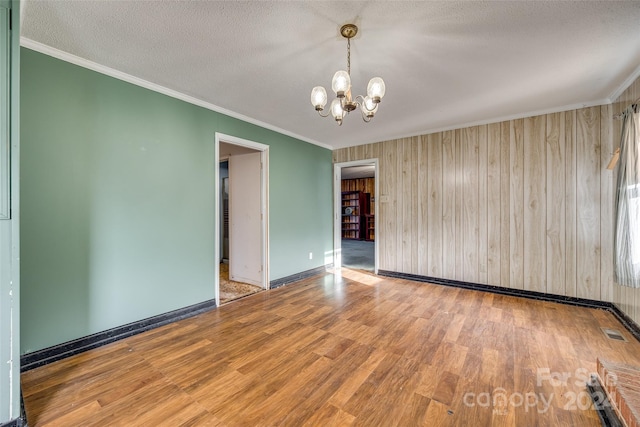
[
  {"xmin": 333, "ymin": 159, "xmax": 379, "ymax": 273},
  {"xmin": 214, "ymin": 133, "xmax": 269, "ymax": 306}
]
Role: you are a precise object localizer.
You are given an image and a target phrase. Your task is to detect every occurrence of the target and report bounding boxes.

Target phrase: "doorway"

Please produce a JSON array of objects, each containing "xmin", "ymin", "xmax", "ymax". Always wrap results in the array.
[
  {"xmin": 334, "ymin": 159, "xmax": 378, "ymax": 273},
  {"xmin": 215, "ymin": 133, "xmax": 269, "ymax": 306}
]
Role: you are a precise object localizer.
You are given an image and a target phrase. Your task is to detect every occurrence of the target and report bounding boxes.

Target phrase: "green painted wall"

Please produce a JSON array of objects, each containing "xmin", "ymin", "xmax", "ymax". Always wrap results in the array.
[{"xmin": 20, "ymin": 48, "xmax": 333, "ymax": 353}]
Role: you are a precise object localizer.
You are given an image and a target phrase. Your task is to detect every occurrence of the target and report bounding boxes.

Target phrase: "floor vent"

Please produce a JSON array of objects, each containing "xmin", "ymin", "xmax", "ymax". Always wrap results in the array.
[{"xmin": 601, "ymin": 327, "xmax": 628, "ymax": 342}]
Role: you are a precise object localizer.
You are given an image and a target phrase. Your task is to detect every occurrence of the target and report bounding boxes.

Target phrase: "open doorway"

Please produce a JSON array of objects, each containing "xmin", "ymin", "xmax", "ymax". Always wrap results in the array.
[
  {"xmin": 215, "ymin": 133, "xmax": 269, "ymax": 306},
  {"xmin": 334, "ymin": 159, "xmax": 378, "ymax": 273}
]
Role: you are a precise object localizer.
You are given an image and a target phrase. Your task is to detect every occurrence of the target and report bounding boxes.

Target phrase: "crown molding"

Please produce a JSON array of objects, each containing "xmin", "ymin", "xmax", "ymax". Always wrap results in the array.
[
  {"xmin": 608, "ymin": 63, "xmax": 640, "ymax": 104},
  {"xmin": 360, "ymin": 97, "xmax": 612, "ymax": 150},
  {"xmin": 19, "ymin": 37, "xmax": 333, "ymax": 151}
]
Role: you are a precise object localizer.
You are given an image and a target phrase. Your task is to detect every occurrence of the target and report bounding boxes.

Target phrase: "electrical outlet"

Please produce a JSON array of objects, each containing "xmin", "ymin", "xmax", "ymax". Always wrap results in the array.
[{"xmin": 309, "ymin": 252, "xmax": 313, "ymax": 260}]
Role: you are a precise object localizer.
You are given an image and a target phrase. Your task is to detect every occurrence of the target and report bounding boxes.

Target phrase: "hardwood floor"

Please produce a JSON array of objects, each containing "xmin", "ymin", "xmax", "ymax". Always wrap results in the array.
[{"xmin": 22, "ymin": 268, "xmax": 640, "ymax": 426}]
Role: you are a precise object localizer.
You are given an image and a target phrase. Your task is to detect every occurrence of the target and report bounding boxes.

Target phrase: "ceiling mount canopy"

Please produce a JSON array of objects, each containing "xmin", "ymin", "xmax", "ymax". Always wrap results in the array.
[{"xmin": 310, "ymin": 23, "xmax": 386, "ymax": 126}]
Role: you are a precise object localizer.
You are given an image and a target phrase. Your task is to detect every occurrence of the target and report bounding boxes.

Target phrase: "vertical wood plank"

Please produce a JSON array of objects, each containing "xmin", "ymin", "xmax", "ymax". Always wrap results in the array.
[
  {"xmin": 418, "ymin": 136, "xmax": 429, "ymax": 276},
  {"xmin": 410, "ymin": 137, "xmax": 420, "ymax": 273},
  {"xmin": 600, "ymin": 104, "xmax": 614, "ymax": 303},
  {"xmin": 487, "ymin": 123, "xmax": 502, "ymax": 286},
  {"xmin": 510, "ymin": 119, "xmax": 525, "ymax": 289},
  {"xmin": 565, "ymin": 111, "xmax": 578, "ymax": 298},
  {"xmin": 523, "ymin": 116, "xmax": 546, "ymax": 293},
  {"xmin": 546, "ymin": 112, "xmax": 566, "ymax": 296},
  {"xmin": 371, "ymin": 142, "xmax": 381, "ymax": 218},
  {"xmin": 401, "ymin": 138, "xmax": 413, "ymax": 273},
  {"xmin": 396, "ymin": 139, "xmax": 405, "ymax": 272},
  {"xmin": 381, "ymin": 139, "xmax": 398, "ymax": 271},
  {"xmin": 442, "ymin": 130, "xmax": 456, "ymax": 279},
  {"xmin": 347, "ymin": 146, "xmax": 355, "ymax": 162},
  {"xmin": 576, "ymin": 107, "xmax": 601, "ymax": 300},
  {"xmin": 362, "ymin": 143, "xmax": 373, "ymax": 160},
  {"xmin": 463, "ymin": 126, "xmax": 479, "ymax": 282},
  {"xmin": 478, "ymin": 125, "xmax": 488, "ymax": 284},
  {"xmin": 500, "ymin": 121, "xmax": 511, "ymax": 288},
  {"xmin": 454, "ymin": 129, "xmax": 464, "ymax": 281},
  {"xmin": 427, "ymin": 133, "xmax": 443, "ymax": 277}
]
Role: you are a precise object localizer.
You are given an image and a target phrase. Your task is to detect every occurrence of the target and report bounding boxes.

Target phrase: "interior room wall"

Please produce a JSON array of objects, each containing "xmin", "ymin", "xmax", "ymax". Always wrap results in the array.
[
  {"xmin": 20, "ymin": 48, "xmax": 333, "ymax": 353},
  {"xmin": 611, "ymin": 74, "xmax": 640, "ymax": 326},
  {"xmin": 334, "ymin": 104, "xmax": 617, "ymax": 302}
]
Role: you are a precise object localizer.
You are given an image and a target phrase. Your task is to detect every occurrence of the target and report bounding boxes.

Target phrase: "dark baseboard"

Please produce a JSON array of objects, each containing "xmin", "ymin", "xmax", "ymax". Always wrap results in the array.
[
  {"xmin": 377, "ymin": 270, "xmax": 640, "ymax": 343},
  {"xmin": 587, "ymin": 374, "xmax": 624, "ymax": 427},
  {"xmin": 270, "ymin": 264, "xmax": 332, "ymax": 289},
  {"xmin": 20, "ymin": 298, "xmax": 216, "ymax": 372}
]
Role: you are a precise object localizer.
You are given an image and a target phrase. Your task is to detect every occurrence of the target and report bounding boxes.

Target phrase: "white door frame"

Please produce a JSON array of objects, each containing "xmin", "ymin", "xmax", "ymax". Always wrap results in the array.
[
  {"xmin": 214, "ymin": 133, "xmax": 269, "ymax": 306},
  {"xmin": 333, "ymin": 159, "xmax": 379, "ymax": 273}
]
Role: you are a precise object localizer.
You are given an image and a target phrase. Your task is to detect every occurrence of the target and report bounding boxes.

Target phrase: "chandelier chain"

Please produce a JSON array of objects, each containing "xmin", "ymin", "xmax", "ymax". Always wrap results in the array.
[{"xmin": 347, "ymin": 37, "xmax": 351, "ymax": 76}]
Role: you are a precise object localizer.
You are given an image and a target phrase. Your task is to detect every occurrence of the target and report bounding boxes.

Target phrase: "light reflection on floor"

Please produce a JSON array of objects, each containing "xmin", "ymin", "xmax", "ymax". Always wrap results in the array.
[{"xmin": 319, "ymin": 267, "xmax": 385, "ymax": 304}]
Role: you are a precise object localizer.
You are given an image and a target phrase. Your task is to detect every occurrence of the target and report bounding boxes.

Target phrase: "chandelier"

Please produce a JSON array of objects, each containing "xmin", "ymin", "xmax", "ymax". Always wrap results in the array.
[{"xmin": 310, "ymin": 24, "xmax": 386, "ymax": 126}]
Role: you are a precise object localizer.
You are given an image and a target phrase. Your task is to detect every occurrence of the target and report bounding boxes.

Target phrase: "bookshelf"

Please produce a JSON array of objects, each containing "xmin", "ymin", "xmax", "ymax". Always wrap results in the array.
[
  {"xmin": 365, "ymin": 214, "xmax": 375, "ymax": 241},
  {"xmin": 341, "ymin": 191, "xmax": 371, "ymax": 240}
]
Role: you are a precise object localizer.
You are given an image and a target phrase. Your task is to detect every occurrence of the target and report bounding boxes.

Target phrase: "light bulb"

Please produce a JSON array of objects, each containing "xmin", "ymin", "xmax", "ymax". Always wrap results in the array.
[
  {"xmin": 361, "ymin": 96, "xmax": 378, "ymax": 117},
  {"xmin": 367, "ymin": 77, "xmax": 386, "ymax": 103},
  {"xmin": 331, "ymin": 70, "xmax": 351, "ymax": 98},
  {"xmin": 331, "ymin": 99, "xmax": 345, "ymax": 121},
  {"xmin": 310, "ymin": 86, "xmax": 327, "ymax": 110}
]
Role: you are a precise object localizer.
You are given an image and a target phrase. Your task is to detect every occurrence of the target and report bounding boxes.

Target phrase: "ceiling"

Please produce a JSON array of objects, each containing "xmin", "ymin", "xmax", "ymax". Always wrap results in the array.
[
  {"xmin": 20, "ymin": 1, "xmax": 640, "ymax": 150},
  {"xmin": 219, "ymin": 142, "xmax": 258, "ymax": 159},
  {"xmin": 342, "ymin": 165, "xmax": 375, "ymax": 180}
]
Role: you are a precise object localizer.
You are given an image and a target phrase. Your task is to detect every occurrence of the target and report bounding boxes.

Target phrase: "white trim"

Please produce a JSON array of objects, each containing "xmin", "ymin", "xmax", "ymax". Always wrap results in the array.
[
  {"xmin": 21, "ymin": 37, "xmax": 332, "ymax": 151},
  {"xmin": 609, "ymin": 63, "xmax": 640, "ymax": 103},
  {"xmin": 333, "ymin": 159, "xmax": 379, "ymax": 274},
  {"xmin": 214, "ymin": 133, "xmax": 270, "ymax": 307}
]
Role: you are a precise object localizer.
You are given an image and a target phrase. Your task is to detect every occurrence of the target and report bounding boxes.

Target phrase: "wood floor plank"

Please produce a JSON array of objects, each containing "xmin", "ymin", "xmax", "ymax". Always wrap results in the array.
[
  {"xmin": 431, "ymin": 371, "xmax": 460, "ymax": 406},
  {"xmin": 21, "ymin": 269, "xmax": 640, "ymax": 426},
  {"xmin": 37, "ymin": 400, "xmax": 101, "ymax": 427},
  {"xmin": 423, "ymin": 399, "xmax": 456, "ymax": 426},
  {"xmin": 301, "ymin": 403, "xmax": 355, "ymax": 427}
]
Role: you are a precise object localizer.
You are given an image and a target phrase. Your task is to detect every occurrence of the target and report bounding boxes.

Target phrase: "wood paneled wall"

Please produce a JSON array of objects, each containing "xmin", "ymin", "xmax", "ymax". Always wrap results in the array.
[
  {"xmin": 334, "ymin": 106, "xmax": 617, "ymax": 301},
  {"xmin": 341, "ymin": 178, "xmax": 375, "ymax": 214},
  {"xmin": 612, "ymin": 74, "xmax": 640, "ymax": 325}
]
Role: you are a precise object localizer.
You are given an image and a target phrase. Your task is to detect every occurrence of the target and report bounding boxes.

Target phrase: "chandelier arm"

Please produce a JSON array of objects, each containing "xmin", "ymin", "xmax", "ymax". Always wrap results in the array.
[
  {"xmin": 360, "ymin": 109, "xmax": 373, "ymax": 123},
  {"xmin": 356, "ymin": 95, "xmax": 378, "ymax": 114},
  {"xmin": 316, "ymin": 109, "xmax": 332, "ymax": 118}
]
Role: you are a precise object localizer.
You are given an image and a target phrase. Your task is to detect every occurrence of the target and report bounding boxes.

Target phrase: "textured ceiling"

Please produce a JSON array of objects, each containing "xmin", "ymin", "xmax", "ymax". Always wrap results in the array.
[
  {"xmin": 342, "ymin": 165, "xmax": 375, "ymax": 180},
  {"xmin": 20, "ymin": 1, "xmax": 640, "ymax": 150}
]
